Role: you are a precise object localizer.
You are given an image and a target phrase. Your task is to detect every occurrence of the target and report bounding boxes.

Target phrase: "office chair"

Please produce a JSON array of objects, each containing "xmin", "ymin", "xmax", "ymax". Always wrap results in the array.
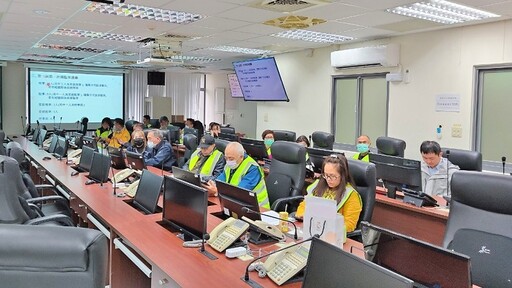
[
  {"xmin": 214, "ymin": 138, "xmax": 230, "ymax": 154},
  {"xmin": 125, "ymin": 120, "xmax": 137, "ymax": 134},
  {"xmin": 220, "ymin": 126, "xmax": 235, "ymax": 135},
  {"xmin": 0, "ymin": 130, "xmax": 6, "ymax": 155},
  {"xmin": 178, "ymin": 133, "xmax": 198, "ymax": 167},
  {"xmin": 0, "ymin": 224, "xmax": 108, "ymax": 288},
  {"xmin": 20, "ymin": 173, "xmax": 72, "ymax": 217},
  {"xmin": 273, "ymin": 130, "xmax": 296, "ymax": 142},
  {"xmin": 149, "ymin": 118, "xmax": 161, "ymax": 129},
  {"xmin": 265, "ymin": 141, "xmax": 307, "ymax": 212},
  {"xmin": 443, "ymin": 171, "xmax": 512, "ymax": 288},
  {"xmin": 311, "ymin": 131, "xmax": 335, "ymax": 150},
  {"xmin": 441, "ymin": 148, "xmax": 482, "ymax": 171},
  {"xmin": 80, "ymin": 117, "xmax": 89, "ymax": 135},
  {"xmin": 346, "ymin": 159, "xmax": 376, "ymax": 241},
  {"xmin": 6, "ymin": 141, "xmax": 29, "ymax": 172},
  {"xmin": 0, "ymin": 156, "xmax": 73, "ymax": 226},
  {"xmin": 376, "ymin": 136, "xmax": 406, "ymax": 157}
]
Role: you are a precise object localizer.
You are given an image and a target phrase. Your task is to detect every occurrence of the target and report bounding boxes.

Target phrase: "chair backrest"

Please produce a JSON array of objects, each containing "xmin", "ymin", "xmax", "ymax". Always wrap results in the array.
[
  {"xmin": 0, "ymin": 156, "xmax": 31, "ymax": 224},
  {"xmin": 273, "ymin": 130, "xmax": 296, "ymax": 142},
  {"xmin": 442, "ymin": 148, "xmax": 482, "ymax": 171},
  {"xmin": 376, "ymin": 136, "xmax": 406, "ymax": 157},
  {"xmin": 347, "ymin": 159, "xmax": 376, "ymax": 228},
  {"xmin": 6, "ymin": 142, "xmax": 25, "ymax": 165},
  {"xmin": 0, "ymin": 130, "xmax": 5, "ymax": 155},
  {"xmin": 149, "ymin": 119, "xmax": 161, "ymax": 129},
  {"xmin": 214, "ymin": 138, "xmax": 230, "ymax": 154},
  {"xmin": 220, "ymin": 126, "xmax": 235, "ymax": 135},
  {"xmin": 312, "ymin": 131, "xmax": 334, "ymax": 150},
  {"xmin": 125, "ymin": 120, "xmax": 137, "ymax": 134},
  {"xmin": 443, "ymin": 171, "xmax": 512, "ymax": 287},
  {"xmin": 183, "ymin": 134, "xmax": 198, "ymax": 163},
  {"xmin": 0, "ymin": 224, "xmax": 108, "ymax": 288},
  {"xmin": 266, "ymin": 141, "xmax": 306, "ymax": 208}
]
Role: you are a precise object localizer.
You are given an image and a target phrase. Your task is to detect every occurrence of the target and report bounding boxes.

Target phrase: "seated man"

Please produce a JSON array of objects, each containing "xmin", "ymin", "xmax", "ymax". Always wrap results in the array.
[
  {"xmin": 183, "ymin": 135, "xmax": 225, "ymax": 182},
  {"xmin": 108, "ymin": 118, "xmax": 131, "ymax": 149},
  {"xmin": 145, "ymin": 129, "xmax": 176, "ymax": 171},
  {"xmin": 159, "ymin": 116, "xmax": 172, "ymax": 130},
  {"xmin": 420, "ymin": 140, "xmax": 459, "ymax": 196},
  {"xmin": 352, "ymin": 135, "xmax": 371, "ymax": 162},
  {"xmin": 142, "ymin": 115, "xmax": 151, "ymax": 129},
  {"xmin": 204, "ymin": 142, "xmax": 270, "ymax": 209},
  {"xmin": 95, "ymin": 117, "xmax": 112, "ymax": 148}
]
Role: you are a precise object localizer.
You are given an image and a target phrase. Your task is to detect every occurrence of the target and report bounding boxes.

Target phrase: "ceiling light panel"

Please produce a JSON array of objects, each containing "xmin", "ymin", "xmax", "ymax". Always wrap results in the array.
[
  {"xmin": 207, "ymin": 45, "xmax": 274, "ymax": 55},
  {"xmin": 53, "ymin": 28, "xmax": 143, "ymax": 42},
  {"xmin": 387, "ymin": 0, "xmax": 500, "ymax": 25},
  {"xmin": 86, "ymin": 3, "xmax": 204, "ymax": 24},
  {"xmin": 169, "ymin": 55, "xmax": 221, "ymax": 63},
  {"xmin": 272, "ymin": 29, "xmax": 353, "ymax": 43}
]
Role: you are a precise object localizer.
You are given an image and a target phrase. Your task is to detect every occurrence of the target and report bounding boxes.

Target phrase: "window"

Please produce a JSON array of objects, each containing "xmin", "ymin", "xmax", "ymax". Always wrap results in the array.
[
  {"xmin": 331, "ymin": 74, "xmax": 388, "ymax": 145},
  {"xmin": 474, "ymin": 66, "xmax": 512, "ymax": 171}
]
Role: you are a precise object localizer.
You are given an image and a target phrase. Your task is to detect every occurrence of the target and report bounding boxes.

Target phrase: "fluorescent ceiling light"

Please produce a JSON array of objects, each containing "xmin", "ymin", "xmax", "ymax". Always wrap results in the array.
[
  {"xmin": 387, "ymin": 0, "xmax": 500, "ymax": 24},
  {"xmin": 53, "ymin": 28, "xmax": 143, "ymax": 42},
  {"xmin": 272, "ymin": 29, "xmax": 353, "ymax": 43},
  {"xmin": 169, "ymin": 55, "xmax": 220, "ymax": 63},
  {"xmin": 207, "ymin": 46, "xmax": 273, "ymax": 55},
  {"xmin": 86, "ymin": 2, "xmax": 204, "ymax": 24}
]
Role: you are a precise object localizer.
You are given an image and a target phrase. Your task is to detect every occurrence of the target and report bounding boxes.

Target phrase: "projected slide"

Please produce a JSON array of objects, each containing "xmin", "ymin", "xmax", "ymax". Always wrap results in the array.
[{"xmin": 29, "ymin": 69, "xmax": 124, "ymax": 128}]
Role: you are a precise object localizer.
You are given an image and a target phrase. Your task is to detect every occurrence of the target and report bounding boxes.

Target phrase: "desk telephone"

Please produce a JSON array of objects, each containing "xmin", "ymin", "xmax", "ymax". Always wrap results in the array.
[
  {"xmin": 262, "ymin": 243, "xmax": 310, "ymax": 286},
  {"xmin": 113, "ymin": 168, "xmax": 135, "ymax": 184},
  {"xmin": 122, "ymin": 179, "xmax": 139, "ymax": 198},
  {"xmin": 68, "ymin": 149, "xmax": 82, "ymax": 159},
  {"xmin": 207, "ymin": 217, "xmax": 249, "ymax": 252},
  {"xmin": 241, "ymin": 216, "xmax": 285, "ymax": 241}
]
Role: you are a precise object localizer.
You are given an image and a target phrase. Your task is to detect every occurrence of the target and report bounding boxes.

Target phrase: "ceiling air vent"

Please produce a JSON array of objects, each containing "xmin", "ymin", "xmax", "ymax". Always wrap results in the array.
[{"xmin": 250, "ymin": 0, "xmax": 331, "ymax": 13}]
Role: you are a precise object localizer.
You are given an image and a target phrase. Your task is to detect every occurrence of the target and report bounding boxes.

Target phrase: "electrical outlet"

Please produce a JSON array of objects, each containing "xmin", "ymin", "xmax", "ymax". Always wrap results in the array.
[{"xmin": 451, "ymin": 124, "xmax": 462, "ymax": 138}]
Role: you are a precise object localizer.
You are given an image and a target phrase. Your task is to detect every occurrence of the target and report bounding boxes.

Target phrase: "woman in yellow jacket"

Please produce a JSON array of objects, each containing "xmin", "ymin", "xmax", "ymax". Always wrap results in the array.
[{"xmin": 295, "ymin": 154, "xmax": 362, "ymax": 232}]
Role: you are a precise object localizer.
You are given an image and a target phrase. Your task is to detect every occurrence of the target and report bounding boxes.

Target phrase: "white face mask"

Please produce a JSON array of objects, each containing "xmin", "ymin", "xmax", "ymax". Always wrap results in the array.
[
  {"xmin": 147, "ymin": 141, "xmax": 155, "ymax": 149},
  {"xmin": 226, "ymin": 160, "xmax": 238, "ymax": 169}
]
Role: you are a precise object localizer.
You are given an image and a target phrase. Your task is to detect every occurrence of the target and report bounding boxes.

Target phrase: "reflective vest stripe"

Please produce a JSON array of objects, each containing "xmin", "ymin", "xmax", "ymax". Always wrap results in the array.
[
  {"xmin": 188, "ymin": 149, "xmax": 222, "ymax": 177},
  {"xmin": 225, "ymin": 156, "xmax": 270, "ymax": 209}
]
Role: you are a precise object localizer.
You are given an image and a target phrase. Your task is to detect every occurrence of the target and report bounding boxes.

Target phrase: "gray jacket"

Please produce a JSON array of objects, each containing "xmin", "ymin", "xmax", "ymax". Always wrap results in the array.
[{"xmin": 421, "ymin": 158, "xmax": 459, "ymax": 197}]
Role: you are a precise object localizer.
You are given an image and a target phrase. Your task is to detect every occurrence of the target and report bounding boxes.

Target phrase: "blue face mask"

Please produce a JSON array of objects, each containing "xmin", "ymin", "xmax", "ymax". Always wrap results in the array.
[
  {"xmin": 264, "ymin": 139, "xmax": 274, "ymax": 147},
  {"xmin": 356, "ymin": 143, "xmax": 369, "ymax": 153},
  {"xmin": 147, "ymin": 141, "xmax": 155, "ymax": 149}
]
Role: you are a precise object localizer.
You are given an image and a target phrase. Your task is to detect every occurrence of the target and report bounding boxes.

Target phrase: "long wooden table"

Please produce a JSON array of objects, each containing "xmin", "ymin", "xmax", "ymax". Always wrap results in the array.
[{"xmin": 13, "ymin": 136, "xmax": 362, "ymax": 288}]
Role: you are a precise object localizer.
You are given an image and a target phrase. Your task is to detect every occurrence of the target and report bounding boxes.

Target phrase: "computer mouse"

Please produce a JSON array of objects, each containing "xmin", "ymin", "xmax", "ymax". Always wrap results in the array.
[
  {"xmin": 42, "ymin": 156, "xmax": 51, "ymax": 161},
  {"xmin": 71, "ymin": 171, "xmax": 79, "ymax": 176},
  {"xmin": 85, "ymin": 179, "xmax": 96, "ymax": 185}
]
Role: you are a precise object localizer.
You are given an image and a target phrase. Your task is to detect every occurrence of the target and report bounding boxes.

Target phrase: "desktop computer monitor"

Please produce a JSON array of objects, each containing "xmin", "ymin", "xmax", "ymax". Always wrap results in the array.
[
  {"xmin": 108, "ymin": 147, "xmax": 127, "ymax": 169},
  {"xmin": 87, "ymin": 152, "xmax": 111, "ymax": 183},
  {"xmin": 168, "ymin": 126, "xmax": 180, "ymax": 144},
  {"xmin": 302, "ymin": 238, "xmax": 414, "ymax": 288},
  {"xmin": 53, "ymin": 136, "xmax": 68, "ymax": 158},
  {"xmin": 36, "ymin": 129, "xmax": 47, "ymax": 146},
  {"xmin": 216, "ymin": 181, "xmax": 261, "ymax": 221},
  {"xmin": 306, "ymin": 147, "xmax": 344, "ymax": 173},
  {"xmin": 32, "ymin": 128, "xmax": 40, "ymax": 143},
  {"xmin": 75, "ymin": 146, "xmax": 95, "ymax": 172},
  {"xmin": 48, "ymin": 134, "xmax": 58, "ymax": 154},
  {"xmin": 130, "ymin": 169, "xmax": 164, "ymax": 214},
  {"xmin": 361, "ymin": 222, "xmax": 472, "ymax": 288},
  {"xmin": 125, "ymin": 151, "xmax": 146, "ymax": 171},
  {"xmin": 81, "ymin": 136, "xmax": 97, "ymax": 151},
  {"xmin": 172, "ymin": 167, "xmax": 202, "ymax": 186},
  {"xmin": 162, "ymin": 176, "xmax": 208, "ymax": 241},
  {"xmin": 240, "ymin": 138, "xmax": 268, "ymax": 161},
  {"xmin": 369, "ymin": 153, "xmax": 422, "ymax": 191}
]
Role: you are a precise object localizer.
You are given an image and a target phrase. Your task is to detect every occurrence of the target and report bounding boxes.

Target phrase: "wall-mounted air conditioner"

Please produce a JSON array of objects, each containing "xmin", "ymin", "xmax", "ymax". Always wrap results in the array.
[{"xmin": 331, "ymin": 44, "xmax": 400, "ymax": 69}]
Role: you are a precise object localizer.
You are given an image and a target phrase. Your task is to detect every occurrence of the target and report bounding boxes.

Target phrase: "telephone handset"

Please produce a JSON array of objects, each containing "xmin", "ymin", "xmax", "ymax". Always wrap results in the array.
[
  {"xmin": 123, "ymin": 179, "xmax": 139, "ymax": 198},
  {"xmin": 263, "ymin": 243, "xmax": 311, "ymax": 286},
  {"xmin": 207, "ymin": 217, "xmax": 249, "ymax": 252},
  {"xmin": 241, "ymin": 216, "xmax": 285, "ymax": 241},
  {"xmin": 113, "ymin": 168, "xmax": 135, "ymax": 184},
  {"xmin": 43, "ymin": 138, "xmax": 52, "ymax": 148},
  {"xmin": 68, "ymin": 149, "xmax": 82, "ymax": 159}
]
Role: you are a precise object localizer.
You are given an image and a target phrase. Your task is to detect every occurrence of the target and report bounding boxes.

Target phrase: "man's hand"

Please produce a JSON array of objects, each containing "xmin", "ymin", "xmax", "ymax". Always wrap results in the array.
[{"xmin": 202, "ymin": 180, "xmax": 218, "ymax": 197}]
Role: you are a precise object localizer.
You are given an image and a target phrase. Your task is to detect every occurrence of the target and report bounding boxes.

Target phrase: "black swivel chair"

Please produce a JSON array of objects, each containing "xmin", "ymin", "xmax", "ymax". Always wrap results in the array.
[
  {"xmin": 149, "ymin": 119, "xmax": 161, "ymax": 129},
  {"xmin": 178, "ymin": 134, "xmax": 198, "ymax": 167},
  {"xmin": 0, "ymin": 130, "xmax": 6, "ymax": 155},
  {"xmin": 6, "ymin": 141, "xmax": 29, "ymax": 172},
  {"xmin": 125, "ymin": 120, "xmax": 137, "ymax": 134},
  {"xmin": 442, "ymin": 148, "xmax": 482, "ymax": 171},
  {"xmin": 214, "ymin": 138, "xmax": 230, "ymax": 154},
  {"xmin": 0, "ymin": 224, "xmax": 108, "ymax": 288},
  {"xmin": 312, "ymin": 131, "xmax": 335, "ymax": 150},
  {"xmin": 265, "ymin": 141, "xmax": 307, "ymax": 212},
  {"xmin": 443, "ymin": 171, "xmax": 512, "ymax": 287},
  {"xmin": 346, "ymin": 159, "xmax": 376, "ymax": 240},
  {"xmin": 273, "ymin": 130, "xmax": 296, "ymax": 142},
  {"xmin": 376, "ymin": 136, "xmax": 406, "ymax": 157},
  {"xmin": 220, "ymin": 126, "xmax": 235, "ymax": 135}
]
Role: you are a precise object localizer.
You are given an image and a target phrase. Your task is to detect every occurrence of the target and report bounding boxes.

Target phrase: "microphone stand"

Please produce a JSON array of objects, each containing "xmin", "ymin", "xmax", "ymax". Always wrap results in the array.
[
  {"xmin": 100, "ymin": 142, "xmax": 110, "ymax": 188},
  {"xmin": 198, "ymin": 233, "xmax": 218, "ymax": 260},
  {"xmin": 242, "ymin": 207, "xmax": 298, "ymax": 240},
  {"xmin": 502, "ymin": 156, "xmax": 506, "ymax": 175},
  {"xmin": 54, "ymin": 136, "xmax": 63, "ymax": 161},
  {"xmin": 241, "ymin": 235, "xmax": 320, "ymax": 288}
]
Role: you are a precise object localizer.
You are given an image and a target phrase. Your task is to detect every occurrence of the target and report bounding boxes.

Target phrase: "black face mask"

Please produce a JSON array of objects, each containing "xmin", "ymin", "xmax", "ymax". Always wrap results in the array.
[{"xmin": 134, "ymin": 138, "xmax": 144, "ymax": 147}]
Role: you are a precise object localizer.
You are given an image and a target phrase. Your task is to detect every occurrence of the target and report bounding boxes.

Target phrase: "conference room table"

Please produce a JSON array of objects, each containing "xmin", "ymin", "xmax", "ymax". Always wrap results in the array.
[{"xmin": 13, "ymin": 136, "xmax": 363, "ymax": 288}]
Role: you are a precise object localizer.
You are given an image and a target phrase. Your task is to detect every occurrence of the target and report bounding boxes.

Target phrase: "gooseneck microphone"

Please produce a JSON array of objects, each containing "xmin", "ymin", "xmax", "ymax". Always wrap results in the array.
[
  {"xmin": 53, "ymin": 116, "xmax": 56, "ymax": 130},
  {"xmin": 20, "ymin": 116, "xmax": 25, "ymax": 134},
  {"xmin": 242, "ymin": 207, "xmax": 298, "ymax": 240},
  {"xmin": 502, "ymin": 156, "xmax": 506, "ymax": 175},
  {"xmin": 241, "ymin": 236, "xmax": 318, "ymax": 287},
  {"xmin": 58, "ymin": 117, "xmax": 62, "ymax": 130},
  {"xmin": 198, "ymin": 233, "xmax": 217, "ymax": 260}
]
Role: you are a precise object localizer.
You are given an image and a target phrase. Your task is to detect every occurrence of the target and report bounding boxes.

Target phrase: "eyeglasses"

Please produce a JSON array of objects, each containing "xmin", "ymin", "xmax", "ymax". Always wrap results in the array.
[{"xmin": 322, "ymin": 173, "xmax": 339, "ymax": 181}]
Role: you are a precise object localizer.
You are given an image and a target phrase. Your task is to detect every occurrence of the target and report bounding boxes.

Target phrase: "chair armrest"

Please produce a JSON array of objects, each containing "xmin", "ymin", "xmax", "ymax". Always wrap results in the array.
[
  {"xmin": 27, "ymin": 203, "xmax": 45, "ymax": 217},
  {"xmin": 271, "ymin": 195, "xmax": 304, "ymax": 211},
  {"xmin": 35, "ymin": 184, "xmax": 60, "ymax": 195},
  {"xmin": 25, "ymin": 214, "xmax": 74, "ymax": 226},
  {"xmin": 26, "ymin": 195, "xmax": 68, "ymax": 205},
  {"xmin": 347, "ymin": 229, "xmax": 361, "ymax": 238}
]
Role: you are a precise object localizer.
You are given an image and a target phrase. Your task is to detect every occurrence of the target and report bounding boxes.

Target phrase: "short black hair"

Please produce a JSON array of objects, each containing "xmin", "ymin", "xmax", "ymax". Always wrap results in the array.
[
  {"xmin": 186, "ymin": 118, "xmax": 195, "ymax": 123},
  {"xmin": 101, "ymin": 117, "xmax": 112, "ymax": 127},
  {"xmin": 113, "ymin": 118, "xmax": 124, "ymax": 127},
  {"xmin": 160, "ymin": 116, "xmax": 169, "ymax": 122},
  {"xmin": 143, "ymin": 115, "xmax": 150, "ymax": 121},
  {"xmin": 296, "ymin": 135, "xmax": 310, "ymax": 147},
  {"xmin": 420, "ymin": 140, "xmax": 442, "ymax": 155}
]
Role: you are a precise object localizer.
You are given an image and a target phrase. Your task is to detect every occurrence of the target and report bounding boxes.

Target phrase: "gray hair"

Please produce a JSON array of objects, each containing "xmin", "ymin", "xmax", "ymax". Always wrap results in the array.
[
  {"xmin": 149, "ymin": 129, "xmax": 164, "ymax": 140},
  {"xmin": 226, "ymin": 142, "xmax": 245, "ymax": 157}
]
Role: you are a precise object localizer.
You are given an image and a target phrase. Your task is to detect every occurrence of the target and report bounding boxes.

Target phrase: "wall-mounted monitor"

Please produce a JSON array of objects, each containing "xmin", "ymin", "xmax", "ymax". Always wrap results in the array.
[
  {"xmin": 227, "ymin": 73, "xmax": 243, "ymax": 98},
  {"xmin": 233, "ymin": 57, "xmax": 289, "ymax": 102}
]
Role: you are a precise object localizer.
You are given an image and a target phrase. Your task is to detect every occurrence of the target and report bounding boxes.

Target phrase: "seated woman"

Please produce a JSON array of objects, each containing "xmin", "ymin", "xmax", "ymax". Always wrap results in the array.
[
  {"xmin": 261, "ymin": 129, "xmax": 275, "ymax": 159},
  {"xmin": 295, "ymin": 154, "xmax": 362, "ymax": 233},
  {"xmin": 126, "ymin": 130, "xmax": 146, "ymax": 154}
]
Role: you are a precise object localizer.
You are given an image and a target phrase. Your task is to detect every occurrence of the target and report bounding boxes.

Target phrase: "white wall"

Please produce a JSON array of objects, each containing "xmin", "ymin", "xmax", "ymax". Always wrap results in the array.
[
  {"xmin": 2, "ymin": 62, "xmax": 25, "ymax": 135},
  {"xmin": 254, "ymin": 19, "xmax": 512, "ymax": 159}
]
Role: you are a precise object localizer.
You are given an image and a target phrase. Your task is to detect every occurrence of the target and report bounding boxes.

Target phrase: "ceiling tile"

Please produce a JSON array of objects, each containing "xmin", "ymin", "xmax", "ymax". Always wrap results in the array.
[
  {"xmin": 339, "ymin": 11, "xmax": 410, "ymax": 27},
  {"xmin": 299, "ymin": 3, "xmax": 369, "ymax": 20},
  {"xmin": 160, "ymin": 0, "xmax": 238, "ymax": 15},
  {"xmin": 215, "ymin": 5, "xmax": 283, "ymax": 23}
]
